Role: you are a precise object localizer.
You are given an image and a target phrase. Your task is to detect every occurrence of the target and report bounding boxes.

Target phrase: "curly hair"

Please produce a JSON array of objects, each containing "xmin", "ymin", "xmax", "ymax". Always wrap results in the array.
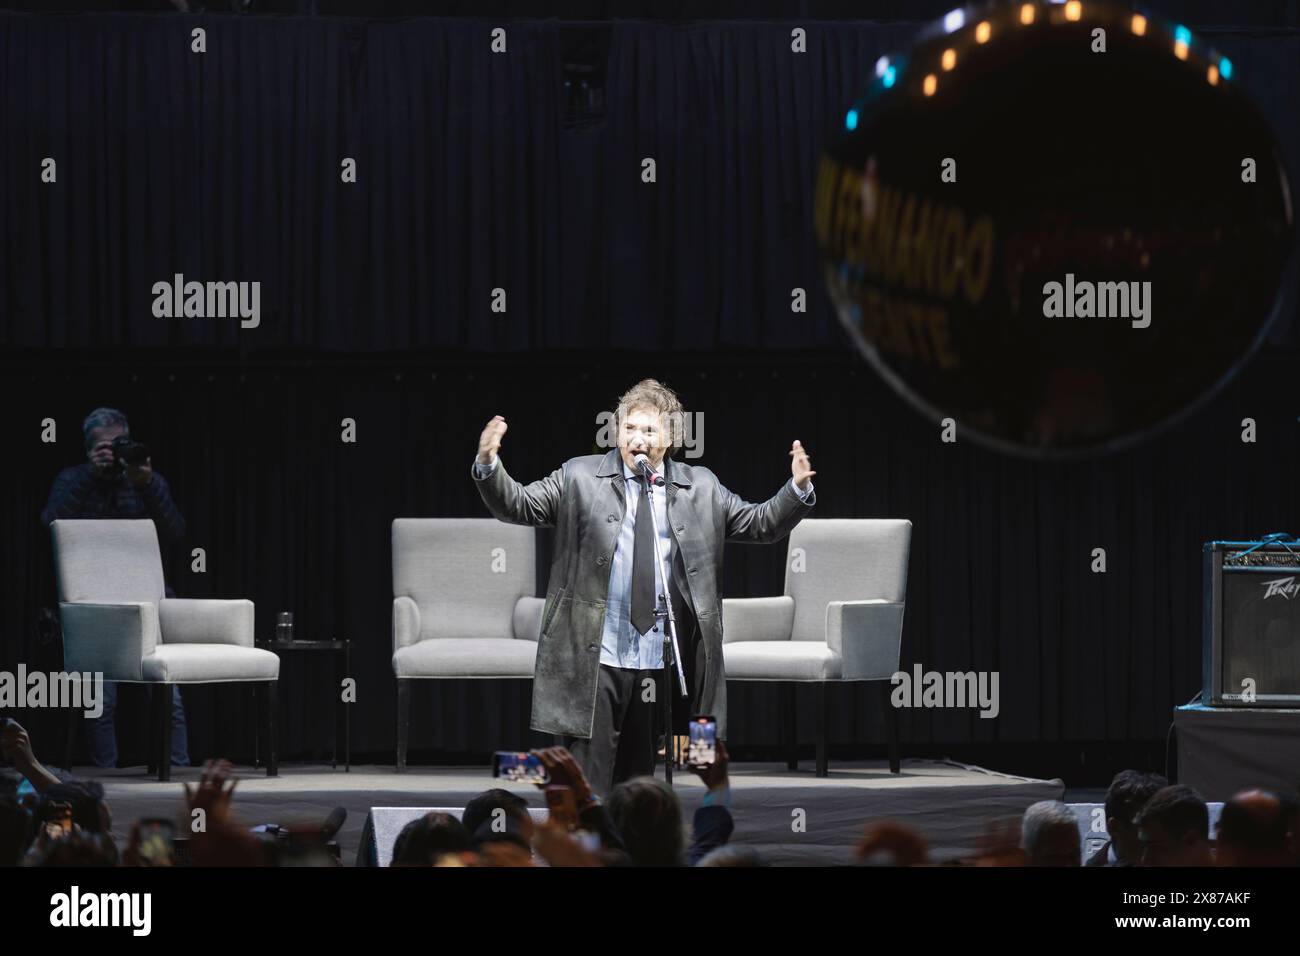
[{"xmin": 614, "ymin": 378, "xmax": 687, "ymax": 457}]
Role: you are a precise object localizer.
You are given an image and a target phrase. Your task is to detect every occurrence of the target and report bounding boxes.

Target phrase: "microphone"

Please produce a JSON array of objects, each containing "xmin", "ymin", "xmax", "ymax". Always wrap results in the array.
[{"xmin": 633, "ymin": 453, "xmax": 664, "ymax": 486}]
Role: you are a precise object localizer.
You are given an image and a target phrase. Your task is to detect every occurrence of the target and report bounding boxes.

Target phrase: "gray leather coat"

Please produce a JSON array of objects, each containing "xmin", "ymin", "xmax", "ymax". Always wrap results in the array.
[{"xmin": 473, "ymin": 447, "xmax": 814, "ymax": 739}]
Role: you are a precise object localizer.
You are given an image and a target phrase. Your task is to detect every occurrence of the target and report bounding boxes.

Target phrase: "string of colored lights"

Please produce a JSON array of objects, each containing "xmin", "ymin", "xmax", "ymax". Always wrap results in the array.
[{"xmin": 846, "ymin": 2, "xmax": 1235, "ymax": 129}]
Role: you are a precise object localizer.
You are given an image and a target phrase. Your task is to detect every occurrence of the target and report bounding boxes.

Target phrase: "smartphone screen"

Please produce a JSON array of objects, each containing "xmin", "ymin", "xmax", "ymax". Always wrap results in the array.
[
  {"xmin": 687, "ymin": 716, "xmax": 717, "ymax": 768},
  {"xmin": 137, "ymin": 818, "xmax": 176, "ymax": 865},
  {"xmin": 43, "ymin": 802, "xmax": 73, "ymax": 841},
  {"xmin": 493, "ymin": 751, "xmax": 549, "ymax": 785}
]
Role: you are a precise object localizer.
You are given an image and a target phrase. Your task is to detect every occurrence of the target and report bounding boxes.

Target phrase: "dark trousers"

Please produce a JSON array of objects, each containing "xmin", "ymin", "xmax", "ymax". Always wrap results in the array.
[
  {"xmin": 564, "ymin": 579, "xmax": 701, "ymax": 797},
  {"xmin": 87, "ymin": 682, "xmax": 189, "ymax": 768},
  {"xmin": 563, "ymin": 664, "xmax": 661, "ymax": 799}
]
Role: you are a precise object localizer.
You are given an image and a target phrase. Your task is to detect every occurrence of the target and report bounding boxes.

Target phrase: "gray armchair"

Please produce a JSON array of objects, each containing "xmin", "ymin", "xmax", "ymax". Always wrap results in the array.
[
  {"xmin": 52, "ymin": 519, "xmax": 280, "ymax": 780},
  {"xmin": 392, "ymin": 518, "xmax": 542, "ymax": 770},
  {"xmin": 722, "ymin": 518, "xmax": 912, "ymax": 777}
]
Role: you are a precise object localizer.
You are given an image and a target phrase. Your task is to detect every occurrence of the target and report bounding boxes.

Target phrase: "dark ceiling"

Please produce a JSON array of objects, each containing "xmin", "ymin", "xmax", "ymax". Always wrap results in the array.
[{"xmin": 0, "ymin": 0, "xmax": 1297, "ymax": 28}]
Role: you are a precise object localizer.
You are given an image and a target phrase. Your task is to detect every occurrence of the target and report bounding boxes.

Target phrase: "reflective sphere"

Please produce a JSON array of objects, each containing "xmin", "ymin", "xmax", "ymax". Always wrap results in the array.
[{"xmin": 815, "ymin": 1, "xmax": 1294, "ymax": 457}]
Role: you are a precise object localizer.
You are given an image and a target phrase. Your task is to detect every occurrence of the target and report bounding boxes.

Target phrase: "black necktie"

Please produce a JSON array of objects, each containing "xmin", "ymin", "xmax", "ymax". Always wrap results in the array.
[{"xmin": 630, "ymin": 475, "xmax": 657, "ymax": 635}]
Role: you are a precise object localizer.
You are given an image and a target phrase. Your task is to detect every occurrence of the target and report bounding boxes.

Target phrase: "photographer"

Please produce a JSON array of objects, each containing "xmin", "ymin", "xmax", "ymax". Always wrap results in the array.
[{"xmin": 41, "ymin": 407, "xmax": 190, "ymax": 769}]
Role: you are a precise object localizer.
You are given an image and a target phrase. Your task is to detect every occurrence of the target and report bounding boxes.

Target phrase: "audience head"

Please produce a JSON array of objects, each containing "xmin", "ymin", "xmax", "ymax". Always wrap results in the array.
[
  {"xmin": 392, "ymin": 812, "xmax": 472, "ymax": 866},
  {"xmin": 855, "ymin": 820, "xmax": 930, "ymax": 866},
  {"xmin": 82, "ymin": 406, "xmax": 130, "ymax": 457},
  {"xmin": 1135, "ymin": 785, "xmax": 1211, "ymax": 866},
  {"xmin": 697, "ymin": 844, "xmax": 766, "ymax": 867},
  {"xmin": 32, "ymin": 830, "xmax": 120, "ymax": 867},
  {"xmin": 0, "ymin": 791, "xmax": 35, "ymax": 866},
  {"xmin": 1021, "ymin": 800, "xmax": 1081, "ymax": 866},
  {"xmin": 462, "ymin": 789, "xmax": 533, "ymax": 848},
  {"xmin": 1216, "ymin": 789, "xmax": 1291, "ymax": 867},
  {"xmin": 1281, "ymin": 790, "xmax": 1300, "ymax": 865},
  {"xmin": 1103, "ymin": 770, "xmax": 1167, "ymax": 865},
  {"xmin": 607, "ymin": 776, "xmax": 684, "ymax": 867}
]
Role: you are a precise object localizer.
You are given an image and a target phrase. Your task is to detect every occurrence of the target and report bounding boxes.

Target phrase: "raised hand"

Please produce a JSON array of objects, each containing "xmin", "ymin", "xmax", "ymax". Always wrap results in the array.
[
  {"xmin": 184, "ymin": 758, "xmax": 239, "ymax": 831},
  {"xmin": 1, "ymin": 718, "xmax": 59, "ymax": 792},
  {"xmin": 689, "ymin": 738, "xmax": 730, "ymax": 791},
  {"xmin": 0, "ymin": 718, "xmax": 36, "ymax": 769},
  {"xmin": 89, "ymin": 439, "xmax": 116, "ymax": 476},
  {"xmin": 790, "ymin": 440, "xmax": 816, "ymax": 491},
  {"xmin": 532, "ymin": 821, "xmax": 603, "ymax": 867},
  {"xmin": 530, "ymin": 746, "xmax": 595, "ymax": 808},
  {"xmin": 477, "ymin": 415, "xmax": 508, "ymax": 465},
  {"xmin": 125, "ymin": 457, "xmax": 154, "ymax": 487}
]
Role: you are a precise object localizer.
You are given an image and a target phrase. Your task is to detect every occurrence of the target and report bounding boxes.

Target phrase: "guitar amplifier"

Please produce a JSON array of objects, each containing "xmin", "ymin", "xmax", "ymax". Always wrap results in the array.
[{"xmin": 1203, "ymin": 538, "xmax": 1300, "ymax": 706}]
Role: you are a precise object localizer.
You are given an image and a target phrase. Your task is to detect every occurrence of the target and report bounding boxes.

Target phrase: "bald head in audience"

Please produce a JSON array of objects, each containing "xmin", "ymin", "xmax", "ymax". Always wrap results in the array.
[{"xmin": 1216, "ymin": 790, "xmax": 1291, "ymax": 867}]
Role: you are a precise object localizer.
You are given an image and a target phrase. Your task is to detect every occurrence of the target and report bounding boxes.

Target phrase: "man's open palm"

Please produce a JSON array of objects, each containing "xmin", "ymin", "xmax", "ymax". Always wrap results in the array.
[
  {"xmin": 478, "ymin": 415, "xmax": 508, "ymax": 465},
  {"xmin": 790, "ymin": 440, "xmax": 815, "ymax": 491}
]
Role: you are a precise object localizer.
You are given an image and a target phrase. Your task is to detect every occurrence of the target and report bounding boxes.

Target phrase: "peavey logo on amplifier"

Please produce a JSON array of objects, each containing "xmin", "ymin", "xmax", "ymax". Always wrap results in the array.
[{"xmin": 1261, "ymin": 576, "xmax": 1300, "ymax": 600}]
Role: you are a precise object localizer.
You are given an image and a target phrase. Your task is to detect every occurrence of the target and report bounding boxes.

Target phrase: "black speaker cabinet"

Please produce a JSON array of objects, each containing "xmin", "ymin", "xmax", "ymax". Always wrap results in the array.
[{"xmin": 1203, "ymin": 539, "xmax": 1300, "ymax": 706}]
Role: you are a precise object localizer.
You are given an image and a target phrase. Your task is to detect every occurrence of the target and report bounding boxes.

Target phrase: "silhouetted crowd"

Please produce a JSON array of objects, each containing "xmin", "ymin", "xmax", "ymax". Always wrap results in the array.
[{"xmin": 3, "ymin": 719, "xmax": 1297, "ymax": 866}]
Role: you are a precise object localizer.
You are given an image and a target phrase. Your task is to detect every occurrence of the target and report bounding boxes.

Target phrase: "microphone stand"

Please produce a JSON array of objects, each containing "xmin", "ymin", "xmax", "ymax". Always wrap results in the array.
[{"xmin": 639, "ymin": 460, "xmax": 690, "ymax": 786}]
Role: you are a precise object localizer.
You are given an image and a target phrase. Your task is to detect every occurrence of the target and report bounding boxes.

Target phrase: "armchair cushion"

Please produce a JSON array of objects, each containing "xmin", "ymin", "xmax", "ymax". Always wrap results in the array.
[
  {"xmin": 722, "ymin": 641, "xmax": 842, "ymax": 681},
  {"xmin": 513, "ymin": 597, "xmax": 545, "ymax": 642},
  {"xmin": 141, "ymin": 644, "xmax": 280, "ymax": 683},
  {"xmin": 58, "ymin": 602, "xmax": 159, "ymax": 681},
  {"xmin": 721, "ymin": 596, "xmax": 795, "ymax": 644},
  {"xmin": 392, "ymin": 638, "xmax": 537, "ymax": 679},
  {"xmin": 159, "ymin": 599, "xmax": 254, "ymax": 647}
]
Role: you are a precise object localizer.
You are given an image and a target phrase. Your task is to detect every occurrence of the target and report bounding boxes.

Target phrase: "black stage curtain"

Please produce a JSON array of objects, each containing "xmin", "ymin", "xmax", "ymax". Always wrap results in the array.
[
  {"xmin": 3, "ymin": 13, "xmax": 1296, "ymax": 350},
  {"xmin": 2, "ymin": 348, "xmax": 1297, "ymax": 772},
  {"xmin": 3, "ymin": 11, "xmax": 1300, "ymax": 778}
]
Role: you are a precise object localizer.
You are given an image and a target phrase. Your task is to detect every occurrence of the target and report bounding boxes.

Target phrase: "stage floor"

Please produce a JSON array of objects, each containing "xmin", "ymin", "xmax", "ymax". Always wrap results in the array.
[{"xmin": 85, "ymin": 758, "xmax": 1064, "ymax": 865}]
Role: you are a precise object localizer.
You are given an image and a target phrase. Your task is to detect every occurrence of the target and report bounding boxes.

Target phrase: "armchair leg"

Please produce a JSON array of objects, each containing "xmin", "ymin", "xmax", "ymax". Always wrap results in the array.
[
  {"xmin": 396, "ymin": 679, "xmax": 410, "ymax": 773},
  {"xmin": 265, "ymin": 681, "xmax": 278, "ymax": 777},
  {"xmin": 148, "ymin": 702, "xmax": 157, "ymax": 780},
  {"xmin": 156, "ymin": 686, "xmax": 172, "ymax": 783},
  {"xmin": 147, "ymin": 687, "xmax": 160, "ymax": 776},
  {"xmin": 883, "ymin": 682, "xmax": 901, "ymax": 774},
  {"xmin": 784, "ymin": 683, "xmax": 798, "ymax": 771},
  {"xmin": 815, "ymin": 682, "xmax": 829, "ymax": 778},
  {"xmin": 251, "ymin": 683, "xmax": 260, "ymax": 769},
  {"xmin": 64, "ymin": 705, "xmax": 78, "ymax": 772}
]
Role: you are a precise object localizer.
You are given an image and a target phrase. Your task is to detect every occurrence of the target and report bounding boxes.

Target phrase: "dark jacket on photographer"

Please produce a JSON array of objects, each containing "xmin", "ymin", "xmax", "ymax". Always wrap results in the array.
[
  {"xmin": 41, "ymin": 464, "xmax": 187, "ymax": 601},
  {"xmin": 42, "ymin": 464, "xmax": 187, "ymax": 543}
]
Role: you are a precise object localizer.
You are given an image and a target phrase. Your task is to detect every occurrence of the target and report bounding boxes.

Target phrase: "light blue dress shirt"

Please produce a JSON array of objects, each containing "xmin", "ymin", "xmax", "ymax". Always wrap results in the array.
[
  {"xmin": 602, "ymin": 458, "xmax": 675, "ymax": 670},
  {"xmin": 473, "ymin": 453, "xmax": 813, "ymax": 670}
]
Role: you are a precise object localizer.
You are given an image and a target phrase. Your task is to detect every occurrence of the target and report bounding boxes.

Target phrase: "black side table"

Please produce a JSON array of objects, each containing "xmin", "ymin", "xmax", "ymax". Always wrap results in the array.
[{"xmin": 255, "ymin": 638, "xmax": 352, "ymax": 771}]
